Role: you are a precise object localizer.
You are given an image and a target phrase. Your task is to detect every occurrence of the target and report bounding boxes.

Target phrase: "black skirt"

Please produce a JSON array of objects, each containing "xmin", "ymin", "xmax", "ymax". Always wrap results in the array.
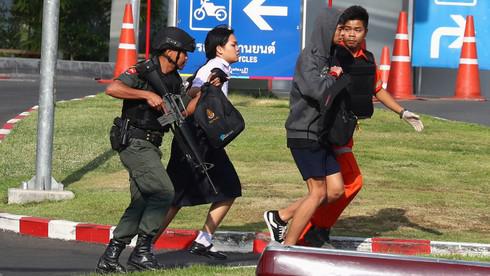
[{"xmin": 166, "ymin": 124, "xmax": 242, "ymax": 207}]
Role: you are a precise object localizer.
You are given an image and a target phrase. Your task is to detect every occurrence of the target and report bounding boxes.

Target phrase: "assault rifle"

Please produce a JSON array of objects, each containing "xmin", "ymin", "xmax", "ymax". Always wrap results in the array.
[{"xmin": 136, "ymin": 57, "xmax": 217, "ymax": 195}]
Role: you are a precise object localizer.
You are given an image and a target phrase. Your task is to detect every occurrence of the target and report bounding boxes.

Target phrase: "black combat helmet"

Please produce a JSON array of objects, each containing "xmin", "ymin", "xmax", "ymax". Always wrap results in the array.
[{"xmin": 151, "ymin": 27, "xmax": 196, "ymax": 55}]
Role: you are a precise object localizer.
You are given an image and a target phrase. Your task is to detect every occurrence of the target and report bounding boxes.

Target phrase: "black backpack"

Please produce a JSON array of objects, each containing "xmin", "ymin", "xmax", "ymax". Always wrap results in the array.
[
  {"xmin": 193, "ymin": 83, "xmax": 245, "ymax": 149},
  {"xmin": 317, "ymin": 91, "xmax": 358, "ymax": 146},
  {"xmin": 316, "ymin": 74, "xmax": 358, "ymax": 147}
]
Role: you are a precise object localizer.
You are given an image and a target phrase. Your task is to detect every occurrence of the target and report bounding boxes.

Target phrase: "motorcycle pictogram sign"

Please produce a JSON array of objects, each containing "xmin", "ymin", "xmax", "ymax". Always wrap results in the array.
[
  {"xmin": 194, "ymin": 0, "xmax": 228, "ymax": 21},
  {"xmin": 190, "ymin": 0, "xmax": 232, "ymax": 31}
]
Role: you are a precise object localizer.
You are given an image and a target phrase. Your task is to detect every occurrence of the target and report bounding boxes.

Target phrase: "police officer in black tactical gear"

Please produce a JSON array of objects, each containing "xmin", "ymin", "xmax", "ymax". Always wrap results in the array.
[{"xmin": 95, "ymin": 26, "xmax": 196, "ymax": 273}]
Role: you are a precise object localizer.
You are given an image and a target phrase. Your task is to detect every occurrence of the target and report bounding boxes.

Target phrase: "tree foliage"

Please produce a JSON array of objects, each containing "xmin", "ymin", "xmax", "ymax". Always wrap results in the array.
[
  {"xmin": 0, "ymin": 0, "xmax": 172, "ymax": 61},
  {"xmin": 0, "ymin": 0, "xmax": 111, "ymax": 61},
  {"xmin": 0, "ymin": 0, "xmax": 43, "ymax": 51},
  {"xmin": 58, "ymin": 0, "xmax": 111, "ymax": 61}
]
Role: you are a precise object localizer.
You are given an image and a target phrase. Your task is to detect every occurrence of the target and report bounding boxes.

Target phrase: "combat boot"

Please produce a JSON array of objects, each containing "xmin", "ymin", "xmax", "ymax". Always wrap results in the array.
[
  {"xmin": 127, "ymin": 234, "xmax": 163, "ymax": 271},
  {"xmin": 95, "ymin": 239, "xmax": 127, "ymax": 274}
]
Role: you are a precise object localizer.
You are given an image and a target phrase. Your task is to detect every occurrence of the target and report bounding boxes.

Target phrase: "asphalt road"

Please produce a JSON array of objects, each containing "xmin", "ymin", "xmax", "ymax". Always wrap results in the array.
[
  {"xmin": 0, "ymin": 230, "xmax": 258, "ymax": 276},
  {"xmin": 375, "ymin": 98, "xmax": 490, "ymax": 127},
  {"xmin": 0, "ymin": 76, "xmax": 106, "ymax": 126}
]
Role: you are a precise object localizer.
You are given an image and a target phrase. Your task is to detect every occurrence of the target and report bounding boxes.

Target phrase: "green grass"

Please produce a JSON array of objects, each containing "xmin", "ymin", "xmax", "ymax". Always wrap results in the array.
[
  {"xmin": 86, "ymin": 265, "xmax": 255, "ymax": 276},
  {"xmin": 0, "ymin": 93, "xmax": 489, "ymax": 246},
  {"xmin": 430, "ymin": 254, "xmax": 490, "ymax": 263}
]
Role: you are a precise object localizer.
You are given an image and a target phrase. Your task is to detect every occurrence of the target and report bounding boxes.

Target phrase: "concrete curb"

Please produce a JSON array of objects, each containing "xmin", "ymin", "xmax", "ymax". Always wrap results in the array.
[
  {"xmin": 0, "ymin": 95, "xmax": 97, "ymax": 144},
  {"xmin": 1, "ymin": 212, "xmax": 489, "ymax": 256},
  {"xmin": 0, "ymin": 107, "xmax": 38, "ymax": 143}
]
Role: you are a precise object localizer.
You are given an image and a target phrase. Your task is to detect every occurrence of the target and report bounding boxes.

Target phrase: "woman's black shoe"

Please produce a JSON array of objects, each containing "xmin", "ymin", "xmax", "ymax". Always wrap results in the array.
[{"xmin": 188, "ymin": 241, "xmax": 227, "ymax": 260}]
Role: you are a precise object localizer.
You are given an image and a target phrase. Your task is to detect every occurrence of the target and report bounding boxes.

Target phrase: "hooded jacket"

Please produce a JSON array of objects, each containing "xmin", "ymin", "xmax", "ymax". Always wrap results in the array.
[{"xmin": 285, "ymin": 8, "xmax": 342, "ymax": 143}]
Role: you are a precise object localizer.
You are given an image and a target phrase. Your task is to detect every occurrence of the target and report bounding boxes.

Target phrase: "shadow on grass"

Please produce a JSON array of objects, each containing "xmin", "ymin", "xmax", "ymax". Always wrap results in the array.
[
  {"xmin": 62, "ymin": 149, "xmax": 116, "ymax": 187},
  {"xmin": 334, "ymin": 208, "xmax": 443, "ymax": 237},
  {"xmin": 217, "ymin": 209, "xmax": 443, "ymax": 236}
]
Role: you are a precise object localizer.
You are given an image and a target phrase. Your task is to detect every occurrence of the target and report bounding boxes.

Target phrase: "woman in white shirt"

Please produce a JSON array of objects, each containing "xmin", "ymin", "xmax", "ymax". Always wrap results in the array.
[{"xmin": 159, "ymin": 25, "xmax": 241, "ymax": 260}]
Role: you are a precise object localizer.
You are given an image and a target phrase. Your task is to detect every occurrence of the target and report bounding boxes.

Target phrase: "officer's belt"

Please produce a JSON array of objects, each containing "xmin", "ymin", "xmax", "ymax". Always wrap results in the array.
[{"xmin": 128, "ymin": 126, "xmax": 163, "ymax": 147}]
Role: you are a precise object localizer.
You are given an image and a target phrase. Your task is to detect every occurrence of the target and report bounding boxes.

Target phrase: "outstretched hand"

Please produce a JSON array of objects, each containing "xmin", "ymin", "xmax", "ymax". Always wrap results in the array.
[{"xmin": 402, "ymin": 110, "xmax": 424, "ymax": 132}]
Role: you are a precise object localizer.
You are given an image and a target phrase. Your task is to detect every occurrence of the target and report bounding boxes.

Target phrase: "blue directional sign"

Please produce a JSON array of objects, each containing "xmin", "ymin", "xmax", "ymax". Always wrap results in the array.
[
  {"xmin": 177, "ymin": 0, "xmax": 301, "ymax": 79},
  {"xmin": 413, "ymin": 0, "xmax": 490, "ymax": 70}
]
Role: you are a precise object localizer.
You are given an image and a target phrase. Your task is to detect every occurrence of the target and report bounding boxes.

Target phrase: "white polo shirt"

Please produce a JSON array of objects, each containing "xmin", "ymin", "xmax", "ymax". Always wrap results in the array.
[{"xmin": 191, "ymin": 57, "xmax": 230, "ymax": 97}]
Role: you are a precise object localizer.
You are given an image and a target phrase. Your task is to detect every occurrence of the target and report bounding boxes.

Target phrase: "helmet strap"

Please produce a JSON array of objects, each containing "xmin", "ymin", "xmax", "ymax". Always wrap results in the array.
[
  {"xmin": 175, "ymin": 51, "xmax": 182, "ymax": 68},
  {"xmin": 162, "ymin": 50, "xmax": 181, "ymax": 69}
]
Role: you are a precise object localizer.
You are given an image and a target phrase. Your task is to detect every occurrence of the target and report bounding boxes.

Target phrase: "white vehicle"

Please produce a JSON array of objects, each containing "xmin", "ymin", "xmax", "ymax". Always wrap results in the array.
[{"xmin": 194, "ymin": 0, "xmax": 228, "ymax": 21}]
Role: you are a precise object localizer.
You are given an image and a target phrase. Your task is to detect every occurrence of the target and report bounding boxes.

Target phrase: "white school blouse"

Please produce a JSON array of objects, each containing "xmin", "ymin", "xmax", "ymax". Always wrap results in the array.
[{"xmin": 191, "ymin": 57, "xmax": 230, "ymax": 97}]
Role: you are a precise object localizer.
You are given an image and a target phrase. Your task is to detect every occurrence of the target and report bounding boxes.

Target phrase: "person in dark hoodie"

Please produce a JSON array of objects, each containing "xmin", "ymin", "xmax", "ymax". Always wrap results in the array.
[
  {"xmin": 263, "ymin": 8, "xmax": 346, "ymax": 246},
  {"xmin": 301, "ymin": 5, "xmax": 424, "ymax": 248}
]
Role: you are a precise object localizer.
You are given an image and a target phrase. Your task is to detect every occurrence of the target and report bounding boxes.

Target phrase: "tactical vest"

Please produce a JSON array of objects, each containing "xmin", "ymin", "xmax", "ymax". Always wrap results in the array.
[
  {"xmin": 333, "ymin": 46, "xmax": 376, "ymax": 119},
  {"xmin": 122, "ymin": 99, "xmax": 164, "ymax": 131},
  {"xmin": 121, "ymin": 57, "xmax": 182, "ymax": 131}
]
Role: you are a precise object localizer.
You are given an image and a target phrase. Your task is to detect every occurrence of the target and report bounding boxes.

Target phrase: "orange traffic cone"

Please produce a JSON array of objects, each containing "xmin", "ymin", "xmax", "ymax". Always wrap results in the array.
[
  {"xmin": 113, "ymin": 3, "xmax": 138, "ymax": 78},
  {"xmin": 379, "ymin": 46, "xmax": 390, "ymax": 90},
  {"xmin": 386, "ymin": 11, "xmax": 415, "ymax": 100},
  {"xmin": 454, "ymin": 16, "xmax": 484, "ymax": 101}
]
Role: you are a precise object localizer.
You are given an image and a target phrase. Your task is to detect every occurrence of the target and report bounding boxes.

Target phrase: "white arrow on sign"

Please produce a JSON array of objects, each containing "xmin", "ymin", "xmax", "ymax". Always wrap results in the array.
[
  {"xmin": 243, "ymin": 0, "xmax": 288, "ymax": 31},
  {"xmin": 430, "ymin": 14, "xmax": 466, "ymax": 59}
]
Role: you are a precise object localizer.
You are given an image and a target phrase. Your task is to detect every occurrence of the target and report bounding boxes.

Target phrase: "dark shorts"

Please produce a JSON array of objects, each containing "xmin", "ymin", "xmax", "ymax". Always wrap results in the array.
[{"xmin": 290, "ymin": 147, "xmax": 340, "ymax": 180}]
